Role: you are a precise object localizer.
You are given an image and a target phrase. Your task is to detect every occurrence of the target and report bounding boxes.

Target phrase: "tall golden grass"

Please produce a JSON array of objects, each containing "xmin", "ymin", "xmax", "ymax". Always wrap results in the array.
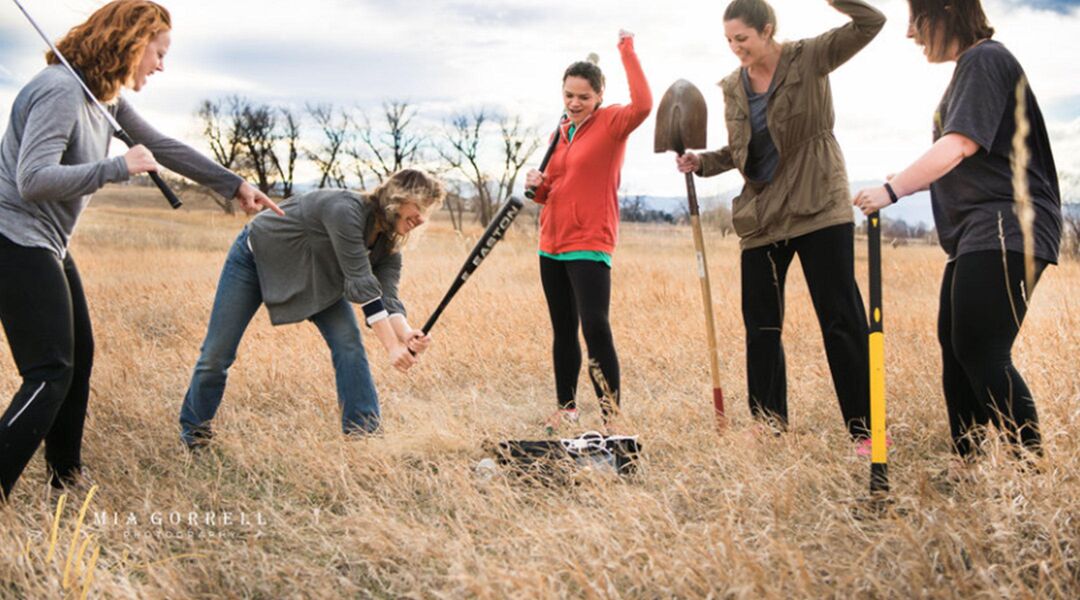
[
  {"xmin": 1, "ymin": 187, "xmax": 1078, "ymax": 598},
  {"xmin": 1011, "ymin": 75, "xmax": 1037, "ymax": 295}
]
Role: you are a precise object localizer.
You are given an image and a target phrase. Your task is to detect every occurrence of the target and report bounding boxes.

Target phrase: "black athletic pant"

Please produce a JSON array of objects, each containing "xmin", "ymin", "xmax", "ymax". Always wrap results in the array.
[
  {"xmin": 0, "ymin": 234, "xmax": 93, "ymax": 500},
  {"xmin": 539, "ymin": 257, "xmax": 620, "ymax": 419},
  {"xmin": 741, "ymin": 223, "xmax": 870, "ymax": 439},
  {"xmin": 939, "ymin": 250, "xmax": 1047, "ymax": 457}
]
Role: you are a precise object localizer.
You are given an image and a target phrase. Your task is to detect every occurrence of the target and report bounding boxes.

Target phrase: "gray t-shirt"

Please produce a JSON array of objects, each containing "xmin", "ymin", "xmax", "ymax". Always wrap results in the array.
[
  {"xmin": 0, "ymin": 65, "xmax": 243, "ymax": 258},
  {"xmin": 741, "ymin": 68, "xmax": 780, "ymax": 184},
  {"xmin": 931, "ymin": 40, "xmax": 1061, "ymax": 263}
]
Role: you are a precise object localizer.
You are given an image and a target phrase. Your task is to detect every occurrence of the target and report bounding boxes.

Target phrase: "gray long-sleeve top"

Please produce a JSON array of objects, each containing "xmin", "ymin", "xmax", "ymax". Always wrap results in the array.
[
  {"xmin": 0, "ymin": 65, "xmax": 243, "ymax": 258},
  {"xmin": 247, "ymin": 189, "xmax": 406, "ymax": 326}
]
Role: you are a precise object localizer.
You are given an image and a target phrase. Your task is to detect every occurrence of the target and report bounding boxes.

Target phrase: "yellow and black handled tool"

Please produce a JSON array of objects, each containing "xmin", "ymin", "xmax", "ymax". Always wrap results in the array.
[{"xmin": 868, "ymin": 211, "xmax": 888, "ymax": 493}]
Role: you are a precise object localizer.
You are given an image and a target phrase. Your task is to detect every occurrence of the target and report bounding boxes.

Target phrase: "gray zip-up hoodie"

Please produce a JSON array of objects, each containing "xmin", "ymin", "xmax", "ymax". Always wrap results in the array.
[{"xmin": 0, "ymin": 65, "xmax": 242, "ymax": 258}]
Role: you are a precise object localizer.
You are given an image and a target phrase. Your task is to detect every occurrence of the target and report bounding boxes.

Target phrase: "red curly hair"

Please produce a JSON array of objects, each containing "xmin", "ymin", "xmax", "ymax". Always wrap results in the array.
[{"xmin": 46, "ymin": 0, "xmax": 171, "ymax": 102}]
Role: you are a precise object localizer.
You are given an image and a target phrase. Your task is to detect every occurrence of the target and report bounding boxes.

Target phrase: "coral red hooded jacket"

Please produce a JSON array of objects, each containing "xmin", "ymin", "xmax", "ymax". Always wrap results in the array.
[{"xmin": 532, "ymin": 38, "xmax": 652, "ymax": 256}]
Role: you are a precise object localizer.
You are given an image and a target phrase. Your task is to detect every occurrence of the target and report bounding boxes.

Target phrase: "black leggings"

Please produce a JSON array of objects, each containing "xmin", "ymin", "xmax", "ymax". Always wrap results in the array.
[
  {"xmin": 539, "ymin": 257, "xmax": 620, "ymax": 419},
  {"xmin": 0, "ymin": 234, "xmax": 93, "ymax": 500},
  {"xmin": 740, "ymin": 223, "xmax": 870, "ymax": 438},
  {"xmin": 939, "ymin": 250, "xmax": 1047, "ymax": 457}
]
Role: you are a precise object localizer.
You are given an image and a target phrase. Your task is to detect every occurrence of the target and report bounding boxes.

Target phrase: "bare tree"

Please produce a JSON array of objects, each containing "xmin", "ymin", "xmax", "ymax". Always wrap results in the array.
[
  {"xmin": 620, "ymin": 195, "xmax": 649, "ymax": 222},
  {"xmin": 200, "ymin": 96, "xmax": 297, "ymax": 201},
  {"xmin": 272, "ymin": 107, "xmax": 300, "ymax": 198},
  {"xmin": 196, "ymin": 97, "xmax": 244, "ymax": 213},
  {"xmin": 306, "ymin": 103, "xmax": 350, "ymax": 189},
  {"xmin": 353, "ymin": 100, "xmax": 425, "ymax": 185},
  {"xmin": 440, "ymin": 110, "xmax": 492, "ymax": 223},
  {"xmin": 197, "ymin": 97, "xmax": 243, "ymax": 169},
  {"xmin": 443, "ymin": 185, "xmax": 468, "ymax": 233},
  {"xmin": 702, "ymin": 202, "xmax": 733, "ymax": 237},
  {"xmin": 440, "ymin": 110, "xmax": 543, "ymax": 226},
  {"xmin": 494, "ymin": 115, "xmax": 541, "ymax": 205},
  {"xmin": 621, "ymin": 195, "xmax": 676, "ymax": 225},
  {"xmin": 674, "ymin": 203, "xmax": 690, "ymax": 226},
  {"xmin": 343, "ymin": 144, "xmax": 370, "ymax": 191},
  {"xmin": 235, "ymin": 100, "xmax": 281, "ymax": 195}
]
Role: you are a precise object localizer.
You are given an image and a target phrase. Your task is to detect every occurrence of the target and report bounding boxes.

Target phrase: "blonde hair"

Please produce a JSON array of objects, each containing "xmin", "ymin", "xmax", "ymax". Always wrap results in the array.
[
  {"xmin": 46, "ymin": 0, "xmax": 171, "ymax": 102},
  {"xmin": 368, "ymin": 169, "xmax": 446, "ymax": 249}
]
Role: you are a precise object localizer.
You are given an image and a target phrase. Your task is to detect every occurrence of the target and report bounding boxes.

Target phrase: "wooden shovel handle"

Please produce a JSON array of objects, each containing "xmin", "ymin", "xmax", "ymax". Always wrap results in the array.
[{"xmin": 685, "ymin": 172, "xmax": 725, "ymax": 427}]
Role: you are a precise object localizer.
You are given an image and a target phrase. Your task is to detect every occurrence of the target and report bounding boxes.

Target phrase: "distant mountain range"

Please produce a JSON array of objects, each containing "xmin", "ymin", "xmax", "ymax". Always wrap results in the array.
[{"xmin": 632, "ymin": 180, "xmax": 936, "ymax": 228}]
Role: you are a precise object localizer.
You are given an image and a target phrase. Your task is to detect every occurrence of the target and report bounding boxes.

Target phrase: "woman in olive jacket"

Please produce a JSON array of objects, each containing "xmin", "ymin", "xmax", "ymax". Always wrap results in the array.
[{"xmin": 677, "ymin": 0, "xmax": 885, "ymax": 447}]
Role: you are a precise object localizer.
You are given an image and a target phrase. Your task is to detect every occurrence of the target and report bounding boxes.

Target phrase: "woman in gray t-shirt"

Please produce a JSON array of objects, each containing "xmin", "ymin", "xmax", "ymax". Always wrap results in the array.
[
  {"xmin": 0, "ymin": 0, "xmax": 279, "ymax": 501},
  {"xmin": 854, "ymin": 0, "xmax": 1062, "ymax": 460}
]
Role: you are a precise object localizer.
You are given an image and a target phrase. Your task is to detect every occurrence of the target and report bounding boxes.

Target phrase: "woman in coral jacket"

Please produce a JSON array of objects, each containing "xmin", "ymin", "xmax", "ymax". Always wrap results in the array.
[{"xmin": 524, "ymin": 30, "xmax": 652, "ymax": 433}]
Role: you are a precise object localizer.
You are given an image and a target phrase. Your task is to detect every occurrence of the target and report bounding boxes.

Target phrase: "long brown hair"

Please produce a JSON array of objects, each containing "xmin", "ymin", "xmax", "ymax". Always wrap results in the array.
[
  {"xmin": 47, "ymin": 0, "xmax": 171, "ymax": 102},
  {"xmin": 908, "ymin": 0, "xmax": 994, "ymax": 61}
]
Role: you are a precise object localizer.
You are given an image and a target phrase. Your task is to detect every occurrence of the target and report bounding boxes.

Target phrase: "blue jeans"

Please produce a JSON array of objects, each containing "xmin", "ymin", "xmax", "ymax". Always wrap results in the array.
[{"xmin": 179, "ymin": 228, "xmax": 380, "ymax": 446}]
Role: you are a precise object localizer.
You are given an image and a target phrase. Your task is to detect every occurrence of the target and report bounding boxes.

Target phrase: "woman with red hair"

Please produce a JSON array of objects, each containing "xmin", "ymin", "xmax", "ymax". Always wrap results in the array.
[{"xmin": 0, "ymin": 0, "xmax": 280, "ymax": 500}]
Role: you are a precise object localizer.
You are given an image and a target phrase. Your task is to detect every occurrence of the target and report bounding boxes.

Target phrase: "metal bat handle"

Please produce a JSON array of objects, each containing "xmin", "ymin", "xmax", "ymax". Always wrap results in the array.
[
  {"xmin": 525, "ymin": 117, "xmax": 565, "ymax": 200},
  {"xmin": 114, "ymin": 130, "xmax": 183, "ymax": 209},
  {"xmin": 420, "ymin": 196, "xmax": 525, "ymax": 335},
  {"xmin": 148, "ymin": 172, "xmax": 184, "ymax": 210},
  {"xmin": 408, "ymin": 197, "xmax": 524, "ymax": 356}
]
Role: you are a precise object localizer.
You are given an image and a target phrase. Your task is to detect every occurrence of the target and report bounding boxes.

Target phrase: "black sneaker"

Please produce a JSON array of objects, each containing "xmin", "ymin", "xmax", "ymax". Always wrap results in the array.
[
  {"xmin": 185, "ymin": 427, "xmax": 214, "ymax": 452},
  {"xmin": 49, "ymin": 465, "xmax": 95, "ymax": 491}
]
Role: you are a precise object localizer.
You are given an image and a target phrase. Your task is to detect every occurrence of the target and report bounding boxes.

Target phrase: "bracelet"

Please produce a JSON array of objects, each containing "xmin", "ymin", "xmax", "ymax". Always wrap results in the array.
[{"xmin": 883, "ymin": 182, "xmax": 899, "ymax": 204}]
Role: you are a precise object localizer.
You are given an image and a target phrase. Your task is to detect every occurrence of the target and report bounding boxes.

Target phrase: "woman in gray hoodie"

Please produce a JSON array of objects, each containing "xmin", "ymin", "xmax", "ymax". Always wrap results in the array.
[
  {"xmin": 0, "ymin": 0, "xmax": 279, "ymax": 500},
  {"xmin": 179, "ymin": 169, "xmax": 443, "ymax": 449}
]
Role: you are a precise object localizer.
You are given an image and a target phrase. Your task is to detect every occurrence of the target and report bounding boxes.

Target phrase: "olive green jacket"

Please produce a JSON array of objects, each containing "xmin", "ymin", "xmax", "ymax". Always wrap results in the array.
[{"xmin": 698, "ymin": 0, "xmax": 885, "ymax": 249}]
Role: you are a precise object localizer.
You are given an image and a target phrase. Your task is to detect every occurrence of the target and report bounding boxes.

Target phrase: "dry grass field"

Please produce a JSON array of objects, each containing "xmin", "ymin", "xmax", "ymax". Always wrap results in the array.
[{"xmin": 1, "ymin": 185, "xmax": 1078, "ymax": 598}]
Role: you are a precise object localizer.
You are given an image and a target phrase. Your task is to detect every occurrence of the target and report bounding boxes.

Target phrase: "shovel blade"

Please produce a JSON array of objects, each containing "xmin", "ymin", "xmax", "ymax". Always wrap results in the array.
[{"xmin": 654, "ymin": 79, "xmax": 708, "ymax": 154}]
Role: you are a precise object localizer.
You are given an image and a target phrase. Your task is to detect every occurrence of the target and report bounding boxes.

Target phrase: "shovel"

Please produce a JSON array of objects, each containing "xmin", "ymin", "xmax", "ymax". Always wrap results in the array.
[{"xmin": 654, "ymin": 79, "xmax": 725, "ymax": 428}]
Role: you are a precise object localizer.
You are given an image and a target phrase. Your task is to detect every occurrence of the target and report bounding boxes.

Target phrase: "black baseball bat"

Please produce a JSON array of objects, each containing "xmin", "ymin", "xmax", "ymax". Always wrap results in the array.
[
  {"xmin": 114, "ymin": 129, "xmax": 183, "ymax": 209},
  {"xmin": 524, "ymin": 116, "xmax": 565, "ymax": 200},
  {"xmin": 421, "ymin": 197, "xmax": 525, "ymax": 334},
  {"xmin": 13, "ymin": 0, "xmax": 182, "ymax": 209}
]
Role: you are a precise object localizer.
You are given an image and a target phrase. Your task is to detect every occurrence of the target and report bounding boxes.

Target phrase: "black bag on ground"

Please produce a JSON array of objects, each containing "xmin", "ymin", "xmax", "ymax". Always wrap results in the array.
[{"xmin": 493, "ymin": 432, "xmax": 641, "ymax": 477}]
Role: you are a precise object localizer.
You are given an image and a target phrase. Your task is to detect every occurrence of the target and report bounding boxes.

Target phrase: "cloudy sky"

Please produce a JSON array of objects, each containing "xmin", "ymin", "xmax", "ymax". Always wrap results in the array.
[{"xmin": 1, "ymin": 0, "xmax": 1077, "ymax": 211}]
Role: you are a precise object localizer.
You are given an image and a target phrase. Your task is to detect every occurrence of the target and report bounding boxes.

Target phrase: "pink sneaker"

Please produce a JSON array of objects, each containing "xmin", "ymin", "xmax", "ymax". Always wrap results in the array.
[
  {"xmin": 544, "ymin": 408, "xmax": 579, "ymax": 435},
  {"xmin": 857, "ymin": 436, "xmax": 893, "ymax": 457}
]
